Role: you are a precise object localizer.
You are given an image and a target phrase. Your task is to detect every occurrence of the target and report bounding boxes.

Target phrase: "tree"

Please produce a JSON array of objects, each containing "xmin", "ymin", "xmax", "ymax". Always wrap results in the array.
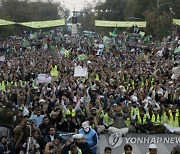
[{"xmin": 0, "ymin": 0, "xmax": 67, "ymax": 36}]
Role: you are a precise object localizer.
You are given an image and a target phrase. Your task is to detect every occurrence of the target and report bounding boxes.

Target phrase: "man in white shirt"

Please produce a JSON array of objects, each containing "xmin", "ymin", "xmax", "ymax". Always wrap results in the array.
[{"xmin": 31, "ymin": 109, "xmax": 44, "ymax": 127}]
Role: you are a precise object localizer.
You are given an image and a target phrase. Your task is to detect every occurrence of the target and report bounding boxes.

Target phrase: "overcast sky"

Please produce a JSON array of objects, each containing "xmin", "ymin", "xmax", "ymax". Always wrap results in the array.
[{"xmin": 58, "ymin": 0, "xmax": 104, "ymax": 13}]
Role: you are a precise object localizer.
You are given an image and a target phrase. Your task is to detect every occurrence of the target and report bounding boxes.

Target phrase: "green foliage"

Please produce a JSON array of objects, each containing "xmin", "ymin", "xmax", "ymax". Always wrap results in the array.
[
  {"xmin": 80, "ymin": 0, "xmax": 179, "ymax": 39},
  {"xmin": 0, "ymin": 0, "xmax": 67, "ymax": 37}
]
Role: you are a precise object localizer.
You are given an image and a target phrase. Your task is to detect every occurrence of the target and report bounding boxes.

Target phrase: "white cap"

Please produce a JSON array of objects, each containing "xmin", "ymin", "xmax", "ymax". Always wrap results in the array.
[
  {"xmin": 131, "ymin": 96, "xmax": 138, "ymax": 102},
  {"xmin": 39, "ymin": 99, "xmax": 45, "ymax": 103},
  {"xmin": 122, "ymin": 89, "xmax": 127, "ymax": 93},
  {"xmin": 168, "ymin": 81, "xmax": 173, "ymax": 84},
  {"xmin": 87, "ymin": 60, "xmax": 91, "ymax": 64},
  {"xmin": 119, "ymin": 85, "xmax": 124, "ymax": 89},
  {"xmin": 157, "ymin": 91, "xmax": 163, "ymax": 95},
  {"xmin": 113, "ymin": 103, "xmax": 118, "ymax": 107},
  {"xmin": 82, "ymin": 121, "xmax": 89, "ymax": 129},
  {"xmin": 147, "ymin": 96, "xmax": 152, "ymax": 101},
  {"xmin": 73, "ymin": 134, "xmax": 84, "ymax": 139},
  {"xmin": 149, "ymin": 144, "xmax": 157, "ymax": 149}
]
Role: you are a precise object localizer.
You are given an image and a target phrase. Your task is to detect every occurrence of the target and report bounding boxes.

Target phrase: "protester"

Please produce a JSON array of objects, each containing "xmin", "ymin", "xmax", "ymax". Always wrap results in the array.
[
  {"xmin": 0, "ymin": 27, "xmax": 179, "ymax": 154},
  {"xmin": 44, "ymin": 136, "xmax": 62, "ymax": 154},
  {"xmin": 171, "ymin": 145, "xmax": 180, "ymax": 154},
  {"xmin": 122, "ymin": 144, "xmax": 133, "ymax": 154},
  {"xmin": 0, "ymin": 136, "xmax": 15, "ymax": 154},
  {"xmin": 147, "ymin": 144, "xmax": 158, "ymax": 154},
  {"xmin": 62, "ymin": 134, "xmax": 91, "ymax": 154},
  {"xmin": 78, "ymin": 121, "xmax": 98, "ymax": 154},
  {"xmin": 104, "ymin": 147, "xmax": 112, "ymax": 154}
]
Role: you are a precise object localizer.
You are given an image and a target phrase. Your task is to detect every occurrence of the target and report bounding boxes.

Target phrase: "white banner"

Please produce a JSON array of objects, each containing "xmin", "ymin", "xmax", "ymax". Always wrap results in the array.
[
  {"xmin": 74, "ymin": 66, "xmax": 88, "ymax": 77},
  {"xmin": 36, "ymin": 74, "xmax": 52, "ymax": 83},
  {"xmin": 0, "ymin": 56, "xmax": 5, "ymax": 62}
]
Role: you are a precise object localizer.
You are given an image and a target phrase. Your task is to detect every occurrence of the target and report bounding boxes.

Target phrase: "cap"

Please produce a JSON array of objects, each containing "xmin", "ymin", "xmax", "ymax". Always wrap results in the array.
[
  {"xmin": 73, "ymin": 134, "xmax": 84, "ymax": 139},
  {"xmin": 157, "ymin": 90, "xmax": 163, "ymax": 95},
  {"xmin": 149, "ymin": 144, "xmax": 157, "ymax": 149},
  {"xmin": 131, "ymin": 96, "xmax": 138, "ymax": 102},
  {"xmin": 168, "ymin": 81, "xmax": 173, "ymax": 84},
  {"xmin": 82, "ymin": 121, "xmax": 89, "ymax": 129},
  {"xmin": 39, "ymin": 99, "xmax": 45, "ymax": 103},
  {"xmin": 90, "ymin": 107, "xmax": 97, "ymax": 111},
  {"xmin": 113, "ymin": 103, "xmax": 118, "ymax": 107}
]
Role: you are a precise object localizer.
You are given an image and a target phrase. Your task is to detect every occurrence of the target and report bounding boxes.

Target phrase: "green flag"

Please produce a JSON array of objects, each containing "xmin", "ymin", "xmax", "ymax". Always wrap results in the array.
[
  {"xmin": 22, "ymin": 40, "xmax": 29, "ymax": 48},
  {"xmin": 50, "ymin": 45, "xmax": 57, "ymax": 52},
  {"xmin": 139, "ymin": 31, "xmax": 145, "ymax": 37},
  {"xmin": 60, "ymin": 45, "xmax": 65, "ymax": 54},
  {"xmin": 103, "ymin": 36, "xmax": 110, "ymax": 50},
  {"xmin": 109, "ymin": 25, "xmax": 118, "ymax": 37},
  {"xmin": 144, "ymin": 35, "xmax": 150, "ymax": 44},
  {"xmin": 174, "ymin": 46, "xmax": 180, "ymax": 53},
  {"xmin": 78, "ymin": 54, "xmax": 88, "ymax": 61},
  {"xmin": 30, "ymin": 33, "xmax": 37, "ymax": 39}
]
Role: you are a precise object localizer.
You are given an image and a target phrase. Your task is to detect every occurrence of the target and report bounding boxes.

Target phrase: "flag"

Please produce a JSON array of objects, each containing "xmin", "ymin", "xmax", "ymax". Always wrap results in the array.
[
  {"xmin": 60, "ymin": 45, "xmax": 65, "ymax": 54},
  {"xmin": 144, "ymin": 35, "xmax": 150, "ymax": 44},
  {"xmin": 64, "ymin": 50, "xmax": 70, "ymax": 57},
  {"xmin": 109, "ymin": 25, "xmax": 118, "ymax": 37},
  {"xmin": 174, "ymin": 46, "xmax": 180, "ymax": 53},
  {"xmin": 60, "ymin": 34, "xmax": 64, "ymax": 41},
  {"xmin": 30, "ymin": 33, "xmax": 37, "ymax": 39},
  {"xmin": 103, "ymin": 36, "xmax": 110, "ymax": 50},
  {"xmin": 22, "ymin": 40, "xmax": 29, "ymax": 48},
  {"xmin": 78, "ymin": 54, "xmax": 88, "ymax": 61},
  {"xmin": 50, "ymin": 45, "xmax": 57, "ymax": 52},
  {"xmin": 139, "ymin": 31, "xmax": 145, "ymax": 37}
]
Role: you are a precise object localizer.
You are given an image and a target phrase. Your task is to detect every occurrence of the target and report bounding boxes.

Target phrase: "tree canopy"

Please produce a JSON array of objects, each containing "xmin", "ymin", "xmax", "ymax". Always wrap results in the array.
[
  {"xmin": 81, "ymin": 0, "xmax": 180, "ymax": 39},
  {"xmin": 0, "ymin": 0, "xmax": 68, "ymax": 36}
]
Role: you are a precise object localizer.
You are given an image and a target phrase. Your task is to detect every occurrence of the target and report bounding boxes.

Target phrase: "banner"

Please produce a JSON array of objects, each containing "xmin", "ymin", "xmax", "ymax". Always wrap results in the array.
[
  {"xmin": 19, "ymin": 19, "xmax": 65, "ymax": 28},
  {"xmin": 74, "ymin": 66, "xmax": 88, "ymax": 77},
  {"xmin": 95, "ymin": 20, "xmax": 146, "ymax": 27},
  {"xmin": 36, "ymin": 74, "xmax": 51, "ymax": 83},
  {"xmin": 0, "ymin": 19, "xmax": 16, "ymax": 26},
  {"xmin": 173, "ymin": 19, "xmax": 180, "ymax": 25},
  {"xmin": 0, "ymin": 19, "xmax": 65, "ymax": 28}
]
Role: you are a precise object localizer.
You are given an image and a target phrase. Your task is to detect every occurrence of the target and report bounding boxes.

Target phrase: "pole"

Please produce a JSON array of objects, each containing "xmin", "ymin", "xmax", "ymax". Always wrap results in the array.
[
  {"xmin": 156, "ymin": 0, "xmax": 160, "ymax": 39},
  {"xmin": 157, "ymin": 0, "xmax": 159, "ymax": 16}
]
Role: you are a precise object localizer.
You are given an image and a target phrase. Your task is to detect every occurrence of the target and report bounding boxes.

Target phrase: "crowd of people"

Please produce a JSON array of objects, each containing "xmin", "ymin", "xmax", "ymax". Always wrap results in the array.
[{"xmin": 0, "ymin": 27, "xmax": 179, "ymax": 154}]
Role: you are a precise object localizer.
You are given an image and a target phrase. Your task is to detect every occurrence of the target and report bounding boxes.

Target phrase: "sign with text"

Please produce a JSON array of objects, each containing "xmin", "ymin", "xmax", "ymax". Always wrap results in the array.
[
  {"xmin": 74, "ymin": 66, "xmax": 88, "ymax": 77},
  {"xmin": 36, "ymin": 74, "xmax": 52, "ymax": 83}
]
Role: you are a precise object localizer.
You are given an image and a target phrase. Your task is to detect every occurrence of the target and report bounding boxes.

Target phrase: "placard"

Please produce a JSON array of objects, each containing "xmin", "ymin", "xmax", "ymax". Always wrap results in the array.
[
  {"xmin": 36, "ymin": 74, "xmax": 52, "ymax": 83},
  {"xmin": 74, "ymin": 66, "xmax": 88, "ymax": 77}
]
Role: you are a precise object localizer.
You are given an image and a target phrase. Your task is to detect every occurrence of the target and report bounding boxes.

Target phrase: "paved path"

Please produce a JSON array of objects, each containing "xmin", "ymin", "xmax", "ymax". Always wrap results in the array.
[{"xmin": 98, "ymin": 133, "xmax": 180, "ymax": 154}]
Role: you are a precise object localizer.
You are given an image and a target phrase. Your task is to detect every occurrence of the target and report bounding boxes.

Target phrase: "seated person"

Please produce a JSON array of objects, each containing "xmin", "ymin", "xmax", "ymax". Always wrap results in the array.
[{"xmin": 57, "ymin": 114, "xmax": 77, "ymax": 133}]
